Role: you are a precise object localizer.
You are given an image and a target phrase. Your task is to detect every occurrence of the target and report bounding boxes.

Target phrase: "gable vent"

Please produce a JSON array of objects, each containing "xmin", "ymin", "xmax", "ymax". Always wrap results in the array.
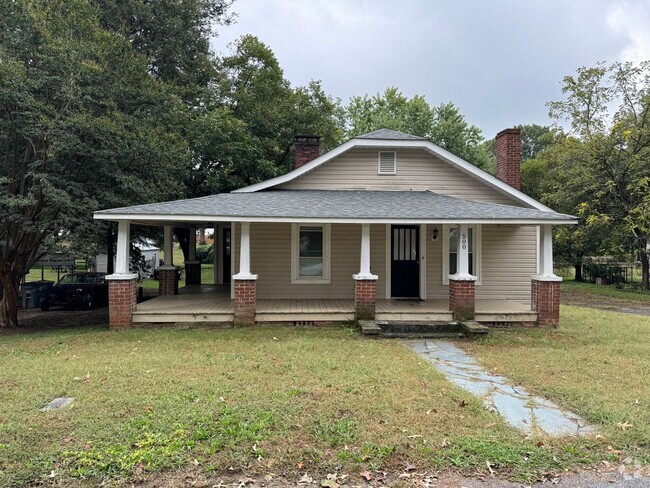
[{"xmin": 378, "ymin": 151, "xmax": 396, "ymax": 175}]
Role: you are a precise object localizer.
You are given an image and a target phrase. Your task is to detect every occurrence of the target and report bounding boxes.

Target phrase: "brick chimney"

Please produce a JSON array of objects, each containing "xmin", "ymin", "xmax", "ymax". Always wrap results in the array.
[
  {"xmin": 495, "ymin": 128, "xmax": 521, "ymax": 190},
  {"xmin": 294, "ymin": 135, "xmax": 321, "ymax": 169}
]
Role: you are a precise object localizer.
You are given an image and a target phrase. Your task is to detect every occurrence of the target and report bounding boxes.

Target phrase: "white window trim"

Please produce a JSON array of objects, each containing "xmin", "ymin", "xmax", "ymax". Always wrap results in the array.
[
  {"xmin": 377, "ymin": 151, "xmax": 397, "ymax": 175},
  {"xmin": 291, "ymin": 223, "xmax": 331, "ymax": 284},
  {"xmin": 442, "ymin": 224, "xmax": 482, "ymax": 285}
]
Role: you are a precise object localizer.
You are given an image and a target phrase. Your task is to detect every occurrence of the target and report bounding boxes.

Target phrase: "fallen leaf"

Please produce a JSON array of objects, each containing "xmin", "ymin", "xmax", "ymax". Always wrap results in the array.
[
  {"xmin": 405, "ymin": 462, "xmax": 416, "ymax": 471},
  {"xmin": 320, "ymin": 479, "xmax": 339, "ymax": 488},
  {"xmin": 617, "ymin": 422, "xmax": 633, "ymax": 431},
  {"xmin": 486, "ymin": 460, "xmax": 495, "ymax": 475},
  {"xmin": 426, "ymin": 408, "xmax": 437, "ymax": 415},
  {"xmin": 273, "ymin": 337, "xmax": 279, "ymax": 341},
  {"xmin": 459, "ymin": 400, "xmax": 468, "ymax": 408},
  {"xmin": 441, "ymin": 437, "xmax": 449, "ymax": 447},
  {"xmin": 360, "ymin": 470, "xmax": 372, "ymax": 481},
  {"xmin": 407, "ymin": 434, "xmax": 423, "ymax": 439},
  {"xmin": 298, "ymin": 473, "xmax": 313, "ymax": 484},
  {"xmin": 237, "ymin": 476, "xmax": 255, "ymax": 487},
  {"xmin": 535, "ymin": 441, "xmax": 544, "ymax": 448}
]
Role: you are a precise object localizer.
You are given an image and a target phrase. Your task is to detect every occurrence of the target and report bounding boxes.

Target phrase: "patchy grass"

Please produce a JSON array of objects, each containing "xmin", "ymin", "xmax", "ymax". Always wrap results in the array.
[
  {"xmin": 463, "ymin": 305, "xmax": 650, "ymax": 466},
  {"xmin": 562, "ymin": 280, "xmax": 650, "ymax": 302},
  {"xmin": 0, "ymin": 326, "xmax": 603, "ymax": 486}
]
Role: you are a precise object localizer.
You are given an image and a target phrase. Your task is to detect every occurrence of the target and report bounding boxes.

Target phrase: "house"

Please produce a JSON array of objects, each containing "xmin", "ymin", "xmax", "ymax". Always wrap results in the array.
[{"xmin": 94, "ymin": 128, "xmax": 575, "ymax": 329}]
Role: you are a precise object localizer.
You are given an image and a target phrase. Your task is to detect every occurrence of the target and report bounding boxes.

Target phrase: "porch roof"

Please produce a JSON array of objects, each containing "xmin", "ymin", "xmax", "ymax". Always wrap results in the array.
[{"xmin": 94, "ymin": 190, "xmax": 576, "ymax": 225}]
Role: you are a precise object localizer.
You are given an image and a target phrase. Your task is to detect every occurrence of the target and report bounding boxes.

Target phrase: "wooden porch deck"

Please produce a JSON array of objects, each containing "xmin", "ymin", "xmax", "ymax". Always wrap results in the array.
[{"xmin": 132, "ymin": 286, "xmax": 537, "ymax": 324}]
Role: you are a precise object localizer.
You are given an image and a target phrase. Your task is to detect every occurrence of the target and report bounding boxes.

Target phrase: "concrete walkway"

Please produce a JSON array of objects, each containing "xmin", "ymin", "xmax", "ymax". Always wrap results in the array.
[{"xmin": 405, "ymin": 340, "xmax": 596, "ymax": 437}]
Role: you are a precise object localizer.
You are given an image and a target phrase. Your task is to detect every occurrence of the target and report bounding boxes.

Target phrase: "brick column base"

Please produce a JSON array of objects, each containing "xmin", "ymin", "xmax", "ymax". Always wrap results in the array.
[
  {"xmin": 449, "ymin": 278, "xmax": 476, "ymax": 321},
  {"xmin": 234, "ymin": 279, "xmax": 256, "ymax": 326},
  {"xmin": 158, "ymin": 267, "xmax": 178, "ymax": 296},
  {"xmin": 185, "ymin": 261, "xmax": 201, "ymax": 286},
  {"xmin": 107, "ymin": 275, "xmax": 138, "ymax": 328},
  {"xmin": 354, "ymin": 279, "xmax": 377, "ymax": 321},
  {"xmin": 532, "ymin": 279, "xmax": 561, "ymax": 327}
]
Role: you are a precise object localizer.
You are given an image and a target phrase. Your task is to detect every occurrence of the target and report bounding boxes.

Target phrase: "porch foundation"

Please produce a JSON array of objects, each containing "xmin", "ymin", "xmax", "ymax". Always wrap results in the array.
[
  {"xmin": 234, "ymin": 279, "xmax": 256, "ymax": 326},
  {"xmin": 158, "ymin": 266, "xmax": 179, "ymax": 296},
  {"xmin": 531, "ymin": 279, "xmax": 561, "ymax": 327},
  {"xmin": 107, "ymin": 275, "xmax": 138, "ymax": 328},
  {"xmin": 449, "ymin": 278, "xmax": 476, "ymax": 321},
  {"xmin": 354, "ymin": 279, "xmax": 377, "ymax": 321},
  {"xmin": 184, "ymin": 260, "xmax": 201, "ymax": 286}
]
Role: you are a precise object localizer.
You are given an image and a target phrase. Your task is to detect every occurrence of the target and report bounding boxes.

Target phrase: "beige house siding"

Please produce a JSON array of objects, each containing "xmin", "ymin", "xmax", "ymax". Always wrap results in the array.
[
  {"xmin": 276, "ymin": 148, "xmax": 522, "ymax": 206},
  {"xmin": 476, "ymin": 225, "xmax": 536, "ymax": 305},
  {"xmin": 235, "ymin": 223, "xmax": 535, "ymax": 306},
  {"xmin": 234, "ymin": 223, "xmax": 388, "ymax": 299}
]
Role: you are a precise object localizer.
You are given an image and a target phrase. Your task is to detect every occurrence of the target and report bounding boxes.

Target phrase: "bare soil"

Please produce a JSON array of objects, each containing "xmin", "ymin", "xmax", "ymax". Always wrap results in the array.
[{"xmin": 562, "ymin": 288, "xmax": 650, "ymax": 316}]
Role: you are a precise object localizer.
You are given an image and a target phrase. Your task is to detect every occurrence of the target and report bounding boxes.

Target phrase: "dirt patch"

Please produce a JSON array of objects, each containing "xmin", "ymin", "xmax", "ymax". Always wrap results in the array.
[
  {"xmin": 7, "ymin": 306, "xmax": 109, "ymax": 333},
  {"xmin": 562, "ymin": 288, "xmax": 650, "ymax": 316}
]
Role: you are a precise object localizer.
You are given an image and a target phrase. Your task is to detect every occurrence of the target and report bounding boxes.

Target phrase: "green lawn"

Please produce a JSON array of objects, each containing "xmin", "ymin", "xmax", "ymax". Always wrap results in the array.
[
  {"xmin": 0, "ymin": 321, "xmax": 619, "ymax": 486},
  {"xmin": 463, "ymin": 305, "xmax": 650, "ymax": 464},
  {"xmin": 562, "ymin": 279, "xmax": 650, "ymax": 301}
]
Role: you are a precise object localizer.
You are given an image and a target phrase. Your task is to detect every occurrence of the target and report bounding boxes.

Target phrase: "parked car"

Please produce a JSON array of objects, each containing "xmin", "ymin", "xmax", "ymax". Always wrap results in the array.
[{"xmin": 40, "ymin": 272, "xmax": 108, "ymax": 311}]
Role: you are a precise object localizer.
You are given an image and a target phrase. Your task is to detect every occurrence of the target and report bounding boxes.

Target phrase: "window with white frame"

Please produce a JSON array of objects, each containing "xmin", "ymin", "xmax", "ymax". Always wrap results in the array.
[
  {"xmin": 291, "ymin": 224, "xmax": 331, "ymax": 283},
  {"xmin": 442, "ymin": 225, "xmax": 481, "ymax": 284}
]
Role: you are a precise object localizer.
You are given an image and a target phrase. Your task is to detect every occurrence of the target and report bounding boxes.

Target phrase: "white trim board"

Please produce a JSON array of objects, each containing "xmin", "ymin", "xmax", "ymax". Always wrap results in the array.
[
  {"xmin": 233, "ymin": 137, "xmax": 554, "ymax": 212},
  {"xmin": 93, "ymin": 214, "xmax": 575, "ymax": 226}
]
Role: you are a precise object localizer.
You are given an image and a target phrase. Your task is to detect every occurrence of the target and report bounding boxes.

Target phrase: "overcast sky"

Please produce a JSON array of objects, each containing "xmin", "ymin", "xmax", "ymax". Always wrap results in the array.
[{"xmin": 211, "ymin": 0, "xmax": 650, "ymax": 137}]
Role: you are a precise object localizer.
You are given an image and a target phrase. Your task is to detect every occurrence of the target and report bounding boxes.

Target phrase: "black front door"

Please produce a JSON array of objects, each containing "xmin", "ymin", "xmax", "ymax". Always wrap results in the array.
[
  {"xmin": 223, "ymin": 228, "xmax": 231, "ymax": 284},
  {"xmin": 391, "ymin": 225, "xmax": 420, "ymax": 298}
]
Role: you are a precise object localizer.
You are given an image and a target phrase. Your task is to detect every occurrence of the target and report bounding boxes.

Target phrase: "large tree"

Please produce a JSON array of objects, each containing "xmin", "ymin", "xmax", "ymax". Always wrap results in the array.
[
  {"xmin": 0, "ymin": 0, "xmax": 187, "ymax": 327},
  {"xmin": 344, "ymin": 87, "xmax": 492, "ymax": 170},
  {"xmin": 541, "ymin": 62, "xmax": 650, "ymax": 287}
]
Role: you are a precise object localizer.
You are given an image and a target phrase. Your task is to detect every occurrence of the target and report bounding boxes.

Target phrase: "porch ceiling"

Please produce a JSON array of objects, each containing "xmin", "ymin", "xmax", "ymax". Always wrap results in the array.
[{"xmin": 94, "ymin": 190, "xmax": 577, "ymax": 225}]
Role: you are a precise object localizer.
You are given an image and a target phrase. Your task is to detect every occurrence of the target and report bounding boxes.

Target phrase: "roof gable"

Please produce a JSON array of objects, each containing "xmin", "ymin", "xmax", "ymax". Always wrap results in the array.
[{"xmin": 234, "ymin": 130, "xmax": 552, "ymax": 212}]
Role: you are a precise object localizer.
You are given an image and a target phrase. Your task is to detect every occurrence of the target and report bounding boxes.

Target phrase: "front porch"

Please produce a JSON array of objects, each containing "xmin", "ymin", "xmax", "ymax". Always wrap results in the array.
[{"xmin": 132, "ymin": 285, "xmax": 537, "ymax": 325}]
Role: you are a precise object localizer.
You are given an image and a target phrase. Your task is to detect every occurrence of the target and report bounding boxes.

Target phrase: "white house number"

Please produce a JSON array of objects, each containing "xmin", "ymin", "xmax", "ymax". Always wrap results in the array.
[{"xmin": 461, "ymin": 233, "xmax": 467, "ymax": 250}]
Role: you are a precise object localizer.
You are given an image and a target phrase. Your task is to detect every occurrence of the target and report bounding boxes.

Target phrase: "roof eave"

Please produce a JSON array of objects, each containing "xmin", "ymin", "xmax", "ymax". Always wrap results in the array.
[{"xmin": 93, "ymin": 212, "xmax": 577, "ymax": 226}]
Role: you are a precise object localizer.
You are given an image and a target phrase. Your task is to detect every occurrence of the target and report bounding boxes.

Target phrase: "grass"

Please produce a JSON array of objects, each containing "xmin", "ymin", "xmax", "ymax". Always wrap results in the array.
[
  {"xmin": 562, "ymin": 279, "xmax": 650, "ymax": 302},
  {"xmin": 0, "ymin": 326, "xmax": 607, "ymax": 486},
  {"xmin": 463, "ymin": 305, "xmax": 650, "ymax": 464}
]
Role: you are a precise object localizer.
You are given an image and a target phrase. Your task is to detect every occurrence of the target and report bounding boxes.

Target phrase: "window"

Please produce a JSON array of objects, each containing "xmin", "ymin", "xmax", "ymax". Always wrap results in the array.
[
  {"xmin": 291, "ymin": 224, "xmax": 331, "ymax": 283},
  {"xmin": 378, "ymin": 151, "xmax": 396, "ymax": 175},
  {"xmin": 442, "ymin": 225, "xmax": 481, "ymax": 285}
]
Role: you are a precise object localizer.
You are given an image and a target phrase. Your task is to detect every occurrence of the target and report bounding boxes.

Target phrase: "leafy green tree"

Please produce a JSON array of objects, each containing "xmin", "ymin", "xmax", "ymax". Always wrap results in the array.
[
  {"xmin": 344, "ymin": 88, "xmax": 491, "ymax": 170},
  {"xmin": 0, "ymin": 0, "xmax": 187, "ymax": 327},
  {"xmin": 543, "ymin": 62, "xmax": 650, "ymax": 287}
]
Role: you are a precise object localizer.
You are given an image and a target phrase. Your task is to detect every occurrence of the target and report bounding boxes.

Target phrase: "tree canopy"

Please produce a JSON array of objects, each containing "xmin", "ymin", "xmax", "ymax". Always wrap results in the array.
[{"xmin": 345, "ymin": 87, "xmax": 493, "ymax": 171}]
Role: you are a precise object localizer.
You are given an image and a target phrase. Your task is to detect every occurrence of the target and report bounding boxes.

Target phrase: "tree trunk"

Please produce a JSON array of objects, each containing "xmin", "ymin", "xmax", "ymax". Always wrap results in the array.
[
  {"xmin": 641, "ymin": 251, "xmax": 649, "ymax": 291},
  {"xmin": 199, "ymin": 228, "xmax": 206, "ymax": 245},
  {"xmin": 0, "ymin": 273, "xmax": 20, "ymax": 328},
  {"xmin": 106, "ymin": 225, "xmax": 115, "ymax": 275},
  {"xmin": 574, "ymin": 261, "xmax": 583, "ymax": 282},
  {"xmin": 174, "ymin": 228, "xmax": 190, "ymax": 261}
]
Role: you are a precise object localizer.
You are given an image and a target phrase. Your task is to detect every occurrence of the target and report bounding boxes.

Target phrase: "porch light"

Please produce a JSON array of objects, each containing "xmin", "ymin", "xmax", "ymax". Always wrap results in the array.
[{"xmin": 431, "ymin": 227, "xmax": 439, "ymax": 241}]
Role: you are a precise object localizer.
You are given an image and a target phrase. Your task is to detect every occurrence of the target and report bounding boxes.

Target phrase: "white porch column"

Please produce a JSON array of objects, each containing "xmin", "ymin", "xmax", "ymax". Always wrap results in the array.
[
  {"xmin": 114, "ymin": 220, "xmax": 131, "ymax": 275},
  {"xmin": 163, "ymin": 225, "xmax": 174, "ymax": 266},
  {"xmin": 453, "ymin": 224, "xmax": 476, "ymax": 281},
  {"xmin": 353, "ymin": 223, "xmax": 378, "ymax": 280},
  {"xmin": 233, "ymin": 222, "xmax": 257, "ymax": 280},
  {"xmin": 533, "ymin": 224, "xmax": 561, "ymax": 281},
  {"xmin": 188, "ymin": 227, "xmax": 197, "ymax": 261}
]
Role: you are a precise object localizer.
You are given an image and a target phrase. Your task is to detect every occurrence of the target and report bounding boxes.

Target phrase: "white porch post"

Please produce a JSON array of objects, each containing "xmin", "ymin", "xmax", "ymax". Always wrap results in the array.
[
  {"xmin": 106, "ymin": 220, "xmax": 138, "ymax": 328},
  {"xmin": 353, "ymin": 223, "xmax": 378, "ymax": 280},
  {"xmin": 163, "ymin": 225, "xmax": 174, "ymax": 266},
  {"xmin": 188, "ymin": 227, "xmax": 196, "ymax": 261},
  {"xmin": 353, "ymin": 223, "xmax": 378, "ymax": 321},
  {"xmin": 534, "ymin": 225, "xmax": 561, "ymax": 280},
  {"xmin": 115, "ymin": 220, "xmax": 131, "ymax": 275},
  {"xmin": 233, "ymin": 222, "xmax": 257, "ymax": 280},
  {"xmin": 454, "ymin": 224, "xmax": 476, "ymax": 280}
]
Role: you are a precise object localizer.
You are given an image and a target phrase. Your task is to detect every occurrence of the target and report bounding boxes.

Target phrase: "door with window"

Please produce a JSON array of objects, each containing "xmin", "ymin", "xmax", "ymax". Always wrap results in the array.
[{"xmin": 391, "ymin": 225, "xmax": 420, "ymax": 298}]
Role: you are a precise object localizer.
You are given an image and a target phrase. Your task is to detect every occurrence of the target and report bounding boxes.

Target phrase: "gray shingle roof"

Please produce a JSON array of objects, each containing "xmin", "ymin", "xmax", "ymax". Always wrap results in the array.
[
  {"xmin": 354, "ymin": 129, "xmax": 427, "ymax": 141},
  {"xmin": 95, "ymin": 190, "xmax": 575, "ymax": 223}
]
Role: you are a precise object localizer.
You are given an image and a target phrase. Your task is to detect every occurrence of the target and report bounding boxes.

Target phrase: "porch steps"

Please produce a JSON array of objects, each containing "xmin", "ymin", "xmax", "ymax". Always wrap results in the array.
[
  {"xmin": 360, "ymin": 320, "xmax": 488, "ymax": 339},
  {"xmin": 131, "ymin": 311, "xmax": 234, "ymax": 324}
]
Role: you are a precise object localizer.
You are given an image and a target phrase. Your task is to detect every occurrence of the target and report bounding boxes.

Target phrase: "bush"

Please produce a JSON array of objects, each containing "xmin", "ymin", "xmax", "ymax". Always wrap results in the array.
[{"xmin": 195, "ymin": 244, "xmax": 213, "ymax": 264}]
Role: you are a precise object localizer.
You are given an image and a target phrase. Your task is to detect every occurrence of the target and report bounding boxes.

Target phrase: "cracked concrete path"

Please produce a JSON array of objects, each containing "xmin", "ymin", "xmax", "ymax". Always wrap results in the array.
[{"xmin": 405, "ymin": 340, "xmax": 596, "ymax": 437}]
